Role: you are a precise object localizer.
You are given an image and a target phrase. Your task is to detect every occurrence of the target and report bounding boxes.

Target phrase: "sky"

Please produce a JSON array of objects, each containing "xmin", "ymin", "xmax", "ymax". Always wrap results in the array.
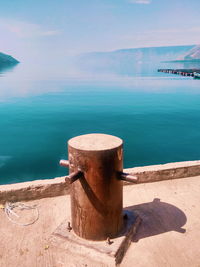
[{"xmin": 0, "ymin": 0, "xmax": 200, "ymax": 63}]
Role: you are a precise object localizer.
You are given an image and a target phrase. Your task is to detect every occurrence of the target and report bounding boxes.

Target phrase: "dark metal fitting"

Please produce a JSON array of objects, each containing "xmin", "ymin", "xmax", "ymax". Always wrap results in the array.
[
  {"xmin": 65, "ymin": 170, "xmax": 84, "ymax": 184},
  {"xmin": 67, "ymin": 221, "xmax": 72, "ymax": 232},
  {"xmin": 59, "ymin": 159, "xmax": 69, "ymax": 168},
  {"xmin": 123, "ymin": 213, "xmax": 128, "ymax": 220},
  {"xmin": 119, "ymin": 172, "xmax": 138, "ymax": 183},
  {"xmin": 106, "ymin": 237, "xmax": 113, "ymax": 245}
]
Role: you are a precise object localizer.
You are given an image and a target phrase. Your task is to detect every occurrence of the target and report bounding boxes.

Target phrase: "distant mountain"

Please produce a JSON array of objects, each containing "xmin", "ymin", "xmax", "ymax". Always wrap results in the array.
[
  {"xmin": 77, "ymin": 45, "xmax": 195, "ymax": 76},
  {"xmin": 0, "ymin": 52, "xmax": 19, "ymax": 73},
  {"xmin": 184, "ymin": 45, "xmax": 200, "ymax": 60},
  {"xmin": 0, "ymin": 52, "xmax": 19, "ymax": 66}
]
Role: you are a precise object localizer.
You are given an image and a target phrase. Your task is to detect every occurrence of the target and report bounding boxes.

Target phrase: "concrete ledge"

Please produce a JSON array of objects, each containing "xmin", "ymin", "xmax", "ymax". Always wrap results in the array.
[
  {"xmin": 125, "ymin": 160, "xmax": 200, "ymax": 184},
  {"xmin": 0, "ymin": 177, "xmax": 70, "ymax": 204},
  {"xmin": 1, "ymin": 160, "xmax": 200, "ymax": 203}
]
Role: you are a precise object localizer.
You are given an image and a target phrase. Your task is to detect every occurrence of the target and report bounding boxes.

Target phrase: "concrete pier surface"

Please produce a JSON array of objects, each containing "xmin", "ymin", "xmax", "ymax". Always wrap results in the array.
[{"xmin": 1, "ymin": 161, "xmax": 200, "ymax": 266}]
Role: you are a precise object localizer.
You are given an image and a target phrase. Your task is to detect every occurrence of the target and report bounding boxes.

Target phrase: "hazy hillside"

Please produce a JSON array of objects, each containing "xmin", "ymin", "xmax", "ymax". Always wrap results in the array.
[
  {"xmin": 0, "ymin": 52, "xmax": 19, "ymax": 66},
  {"xmin": 184, "ymin": 45, "xmax": 200, "ymax": 60},
  {"xmin": 77, "ymin": 45, "xmax": 195, "ymax": 76},
  {"xmin": 0, "ymin": 52, "xmax": 19, "ymax": 73}
]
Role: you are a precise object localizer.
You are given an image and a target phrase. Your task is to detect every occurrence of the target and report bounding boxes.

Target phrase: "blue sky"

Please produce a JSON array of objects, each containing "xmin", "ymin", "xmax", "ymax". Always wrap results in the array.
[{"xmin": 1, "ymin": 0, "xmax": 200, "ymax": 63}]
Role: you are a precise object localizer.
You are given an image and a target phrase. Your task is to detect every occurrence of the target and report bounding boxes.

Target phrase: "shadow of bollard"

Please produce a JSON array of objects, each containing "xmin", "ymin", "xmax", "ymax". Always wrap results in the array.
[{"xmin": 124, "ymin": 198, "xmax": 187, "ymax": 242}]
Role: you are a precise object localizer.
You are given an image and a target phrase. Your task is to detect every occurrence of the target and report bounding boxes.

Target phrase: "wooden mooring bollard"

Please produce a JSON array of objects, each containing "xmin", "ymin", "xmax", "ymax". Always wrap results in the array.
[{"xmin": 60, "ymin": 133, "xmax": 138, "ymax": 241}]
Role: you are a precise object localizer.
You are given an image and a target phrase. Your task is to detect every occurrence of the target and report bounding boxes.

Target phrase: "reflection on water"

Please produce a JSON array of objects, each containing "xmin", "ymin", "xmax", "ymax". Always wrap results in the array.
[
  {"xmin": 0, "ymin": 66, "xmax": 199, "ymax": 102},
  {"xmin": 0, "ymin": 63, "xmax": 18, "ymax": 76},
  {"xmin": 1, "ymin": 60, "xmax": 200, "ymax": 184},
  {"xmin": 76, "ymin": 45, "xmax": 200, "ymax": 77},
  {"xmin": 165, "ymin": 60, "xmax": 200, "ymax": 70},
  {"xmin": 77, "ymin": 59, "xmax": 200, "ymax": 78}
]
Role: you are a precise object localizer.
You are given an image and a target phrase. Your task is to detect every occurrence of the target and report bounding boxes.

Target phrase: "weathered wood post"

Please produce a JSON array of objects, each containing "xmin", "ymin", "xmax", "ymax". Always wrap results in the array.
[
  {"xmin": 67, "ymin": 133, "xmax": 123, "ymax": 241},
  {"xmin": 57, "ymin": 133, "xmax": 140, "ymax": 264}
]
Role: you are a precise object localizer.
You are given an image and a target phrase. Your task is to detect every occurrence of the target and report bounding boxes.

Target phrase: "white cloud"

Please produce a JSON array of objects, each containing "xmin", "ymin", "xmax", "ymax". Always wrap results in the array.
[
  {"xmin": 41, "ymin": 30, "xmax": 61, "ymax": 36},
  {"xmin": 0, "ymin": 18, "xmax": 61, "ymax": 39},
  {"xmin": 119, "ymin": 27, "xmax": 200, "ymax": 49},
  {"xmin": 129, "ymin": 0, "xmax": 151, "ymax": 4}
]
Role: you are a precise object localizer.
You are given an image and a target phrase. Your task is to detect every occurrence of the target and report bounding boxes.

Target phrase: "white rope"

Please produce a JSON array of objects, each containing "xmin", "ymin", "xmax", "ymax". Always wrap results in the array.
[{"xmin": 4, "ymin": 202, "xmax": 39, "ymax": 226}]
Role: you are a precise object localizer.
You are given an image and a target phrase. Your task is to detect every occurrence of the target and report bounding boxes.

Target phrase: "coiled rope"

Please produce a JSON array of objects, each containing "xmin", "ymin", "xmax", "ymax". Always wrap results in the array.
[{"xmin": 4, "ymin": 202, "xmax": 39, "ymax": 226}]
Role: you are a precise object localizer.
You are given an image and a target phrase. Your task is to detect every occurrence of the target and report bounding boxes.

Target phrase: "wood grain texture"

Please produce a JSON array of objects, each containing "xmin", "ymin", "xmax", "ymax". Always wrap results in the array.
[{"xmin": 68, "ymin": 134, "xmax": 123, "ymax": 241}]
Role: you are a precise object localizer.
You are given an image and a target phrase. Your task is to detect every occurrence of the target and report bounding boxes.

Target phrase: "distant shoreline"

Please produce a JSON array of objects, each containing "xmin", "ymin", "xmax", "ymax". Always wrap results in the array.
[{"xmin": 162, "ymin": 59, "xmax": 200, "ymax": 63}]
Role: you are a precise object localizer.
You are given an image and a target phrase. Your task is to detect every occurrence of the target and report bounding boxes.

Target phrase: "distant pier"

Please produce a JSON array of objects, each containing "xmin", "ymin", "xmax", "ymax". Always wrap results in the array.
[{"xmin": 158, "ymin": 68, "xmax": 200, "ymax": 78}]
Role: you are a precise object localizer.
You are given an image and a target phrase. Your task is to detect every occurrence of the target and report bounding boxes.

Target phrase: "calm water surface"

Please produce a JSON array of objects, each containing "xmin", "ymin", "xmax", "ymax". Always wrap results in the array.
[{"xmin": 1, "ymin": 63, "xmax": 200, "ymax": 184}]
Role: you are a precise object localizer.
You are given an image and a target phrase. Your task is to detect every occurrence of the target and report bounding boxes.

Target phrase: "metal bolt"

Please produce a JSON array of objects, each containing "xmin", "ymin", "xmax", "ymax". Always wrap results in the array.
[
  {"xmin": 67, "ymin": 221, "xmax": 72, "ymax": 232},
  {"xmin": 106, "ymin": 237, "xmax": 113, "ymax": 245},
  {"xmin": 123, "ymin": 213, "xmax": 128, "ymax": 220}
]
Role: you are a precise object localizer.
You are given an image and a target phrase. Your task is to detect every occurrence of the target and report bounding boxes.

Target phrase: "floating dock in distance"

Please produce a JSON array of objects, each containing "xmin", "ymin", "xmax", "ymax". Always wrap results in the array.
[{"xmin": 158, "ymin": 68, "xmax": 200, "ymax": 78}]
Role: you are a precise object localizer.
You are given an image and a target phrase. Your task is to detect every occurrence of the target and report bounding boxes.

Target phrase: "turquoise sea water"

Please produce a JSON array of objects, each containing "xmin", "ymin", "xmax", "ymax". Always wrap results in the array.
[{"xmin": 1, "ymin": 63, "xmax": 200, "ymax": 184}]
